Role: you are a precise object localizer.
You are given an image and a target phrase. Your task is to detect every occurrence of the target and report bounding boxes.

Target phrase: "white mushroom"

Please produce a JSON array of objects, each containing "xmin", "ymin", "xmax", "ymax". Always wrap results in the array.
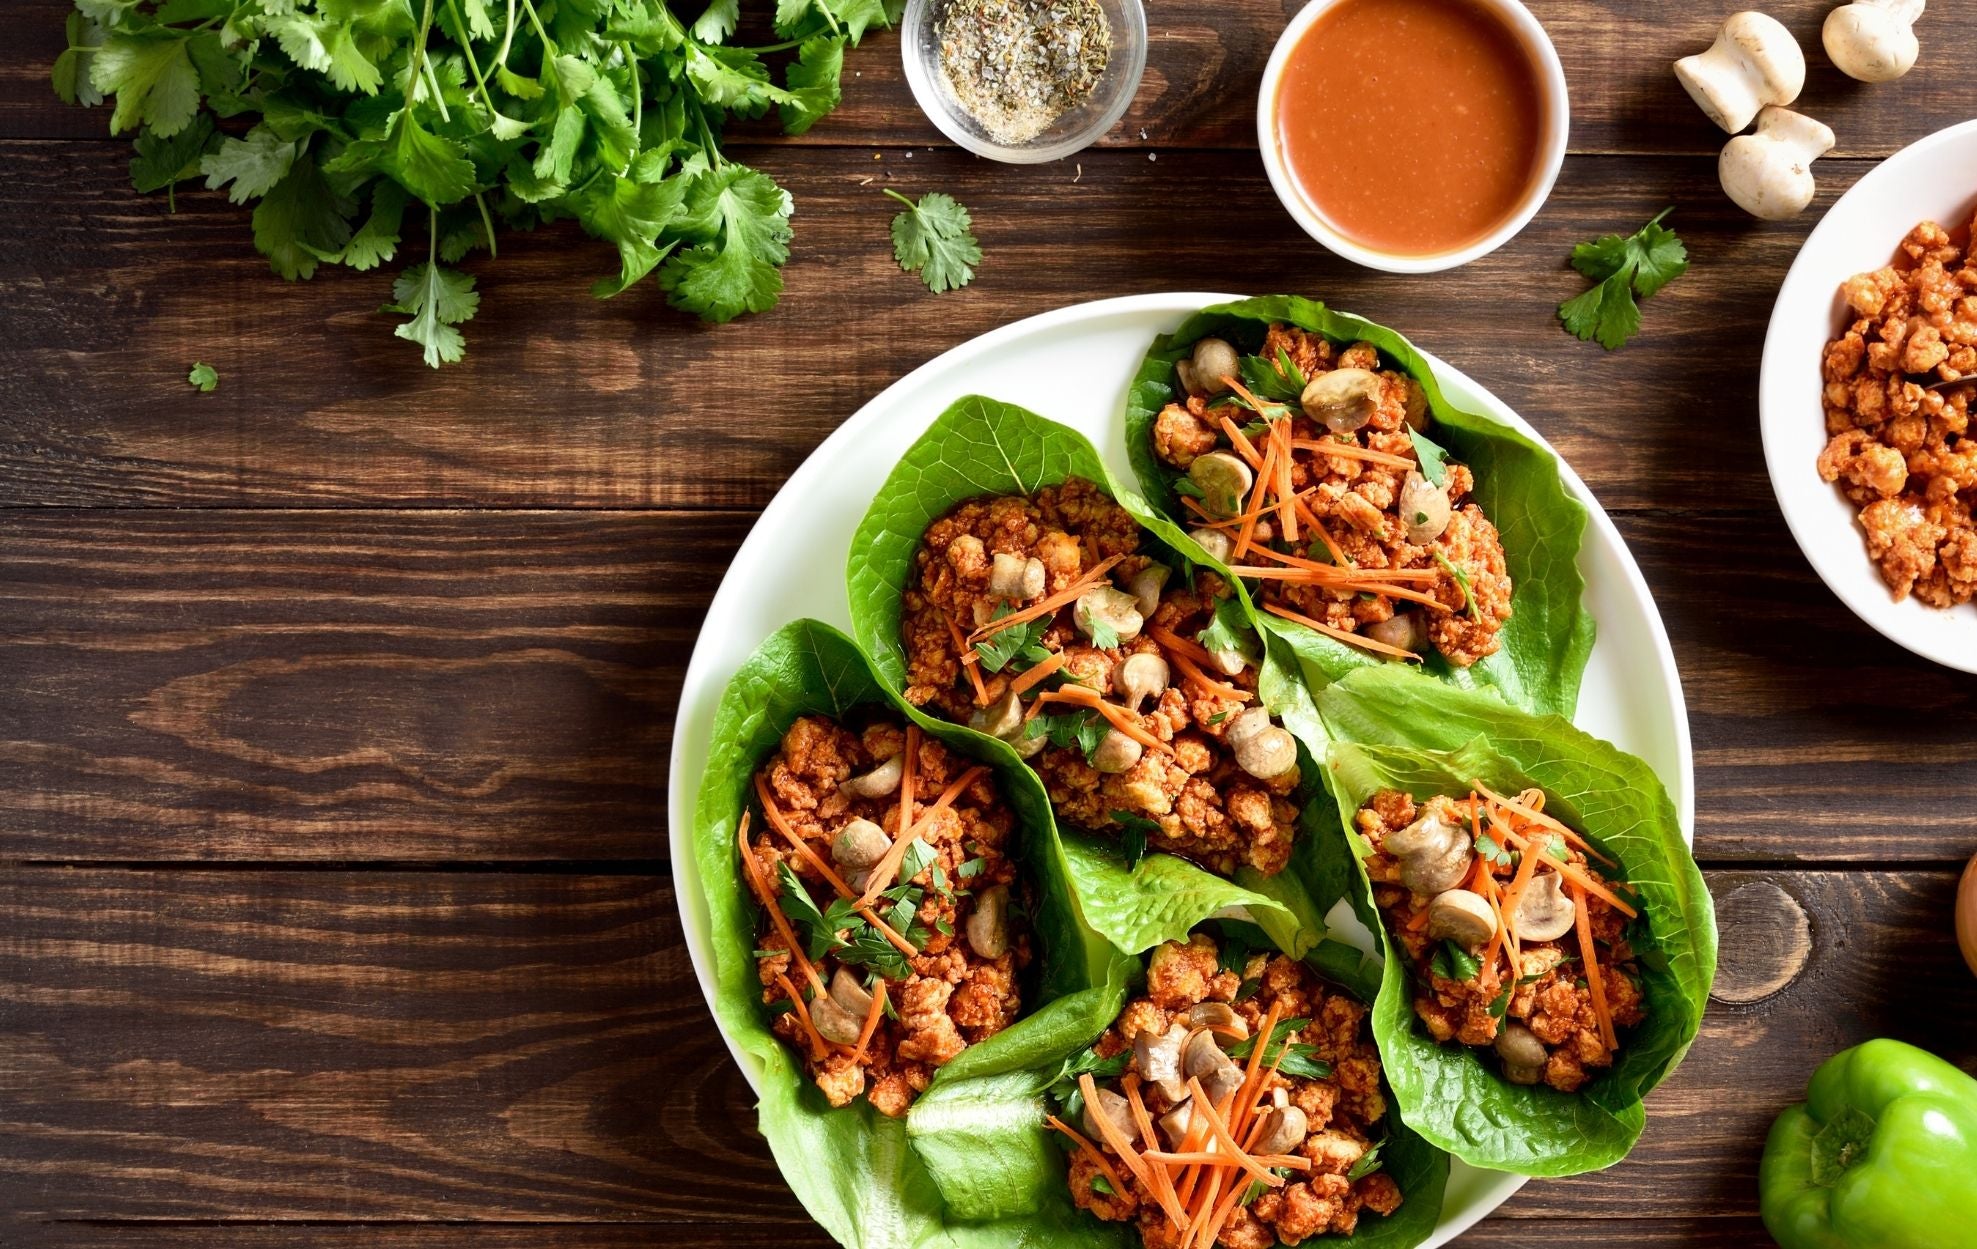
[
  {"xmin": 1189, "ymin": 451, "xmax": 1255, "ymax": 519},
  {"xmin": 832, "ymin": 817, "xmax": 892, "ymax": 870},
  {"xmin": 1158, "ymin": 1098, "xmax": 1198, "ymax": 1150},
  {"xmin": 1083, "ymin": 1088, "xmax": 1140, "ymax": 1148},
  {"xmin": 1209, "ymin": 646, "xmax": 1249, "ymax": 677},
  {"xmin": 1823, "ymin": 0, "xmax": 1923, "ymax": 82},
  {"xmin": 1222, "ymin": 706, "xmax": 1274, "ymax": 748},
  {"xmin": 1176, "ymin": 337, "xmax": 1240, "ymax": 397},
  {"xmin": 829, "ymin": 966, "xmax": 875, "ymax": 1018},
  {"xmin": 1674, "ymin": 11, "xmax": 1807, "ymax": 134},
  {"xmin": 1495, "ymin": 1022, "xmax": 1548, "ymax": 1085},
  {"xmin": 1365, "ymin": 612, "xmax": 1426, "ymax": 654},
  {"xmin": 1300, "ymin": 368, "xmax": 1383, "ymax": 434},
  {"xmin": 810, "ymin": 993, "xmax": 864, "ymax": 1045},
  {"xmin": 966, "ymin": 883, "xmax": 1010, "ymax": 958},
  {"xmin": 1514, "ymin": 871, "xmax": 1578, "ymax": 942},
  {"xmin": 1427, "ymin": 889, "xmax": 1498, "ymax": 948},
  {"xmin": 970, "ymin": 689, "xmax": 1046, "ymax": 758},
  {"xmin": 1251, "ymin": 1102, "xmax": 1309, "ymax": 1156},
  {"xmin": 1720, "ymin": 106, "xmax": 1835, "ymax": 220},
  {"xmin": 1127, "ymin": 564, "xmax": 1171, "ymax": 617},
  {"xmin": 842, "ymin": 754, "xmax": 904, "ymax": 798},
  {"xmin": 989, "ymin": 551, "xmax": 1047, "ymax": 601},
  {"xmin": 1074, "ymin": 585, "xmax": 1145, "ymax": 644},
  {"xmin": 1183, "ymin": 1001, "xmax": 1249, "ymax": 1042},
  {"xmin": 1114, "ymin": 652, "xmax": 1171, "ymax": 711},
  {"xmin": 1135, "ymin": 1022, "xmax": 1190, "ymax": 1102},
  {"xmin": 1189, "ymin": 527, "xmax": 1234, "ymax": 565},
  {"xmin": 1384, "ymin": 805, "xmax": 1474, "ymax": 894},
  {"xmin": 1091, "ymin": 728, "xmax": 1144, "ymax": 774},
  {"xmin": 1232, "ymin": 724, "xmax": 1298, "ymax": 780},
  {"xmin": 1398, "ymin": 471, "xmax": 1452, "ymax": 545},
  {"xmin": 1185, "ymin": 1029, "xmax": 1244, "ymax": 1104}
]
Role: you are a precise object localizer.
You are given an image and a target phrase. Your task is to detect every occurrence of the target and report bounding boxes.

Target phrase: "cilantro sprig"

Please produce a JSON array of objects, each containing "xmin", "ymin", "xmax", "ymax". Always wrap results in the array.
[
  {"xmin": 886, "ymin": 188, "xmax": 980, "ymax": 293},
  {"xmin": 1558, "ymin": 208, "xmax": 1688, "ymax": 350},
  {"xmin": 186, "ymin": 362, "xmax": 218, "ymax": 392},
  {"xmin": 57, "ymin": 0, "xmax": 903, "ymax": 366}
]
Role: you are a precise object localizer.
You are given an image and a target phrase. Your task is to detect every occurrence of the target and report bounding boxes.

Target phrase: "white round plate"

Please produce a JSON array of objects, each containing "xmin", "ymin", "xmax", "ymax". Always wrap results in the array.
[
  {"xmin": 667, "ymin": 292, "xmax": 1693, "ymax": 1247},
  {"xmin": 1759, "ymin": 119, "xmax": 1977, "ymax": 672}
]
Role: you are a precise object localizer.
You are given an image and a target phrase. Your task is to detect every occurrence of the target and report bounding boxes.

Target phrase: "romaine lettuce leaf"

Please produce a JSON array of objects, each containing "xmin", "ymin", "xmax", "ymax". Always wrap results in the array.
[{"xmin": 1123, "ymin": 296, "xmax": 1595, "ymax": 719}]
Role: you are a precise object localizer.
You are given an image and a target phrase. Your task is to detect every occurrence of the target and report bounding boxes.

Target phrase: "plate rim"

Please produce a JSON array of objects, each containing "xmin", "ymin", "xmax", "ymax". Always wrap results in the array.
[
  {"xmin": 1758, "ymin": 117, "xmax": 1977, "ymax": 673},
  {"xmin": 665, "ymin": 291, "xmax": 1693, "ymax": 1246}
]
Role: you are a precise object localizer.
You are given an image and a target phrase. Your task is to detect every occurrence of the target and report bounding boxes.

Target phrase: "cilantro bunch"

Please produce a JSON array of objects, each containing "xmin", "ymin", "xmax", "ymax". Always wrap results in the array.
[{"xmin": 53, "ymin": 0, "xmax": 901, "ymax": 366}]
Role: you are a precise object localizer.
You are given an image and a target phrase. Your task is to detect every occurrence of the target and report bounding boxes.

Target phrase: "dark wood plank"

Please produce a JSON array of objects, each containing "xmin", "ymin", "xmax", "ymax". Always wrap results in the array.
[
  {"xmin": 0, "ymin": 509, "xmax": 743, "ymax": 861},
  {"xmin": 0, "ymin": 139, "xmax": 1896, "ymax": 512},
  {"xmin": 7, "ymin": 0, "xmax": 1976, "ymax": 157},
  {"xmin": 1, "ymin": 867, "xmax": 1970, "ymax": 1228}
]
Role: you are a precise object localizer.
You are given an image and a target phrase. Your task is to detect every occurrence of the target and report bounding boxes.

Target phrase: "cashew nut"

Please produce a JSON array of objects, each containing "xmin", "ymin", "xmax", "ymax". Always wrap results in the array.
[
  {"xmin": 1384, "ymin": 804, "xmax": 1474, "ymax": 894},
  {"xmin": 1114, "ymin": 652, "xmax": 1171, "ymax": 712},
  {"xmin": 1514, "ymin": 870, "xmax": 1578, "ymax": 942},
  {"xmin": 1189, "ymin": 451, "xmax": 1255, "ymax": 519},
  {"xmin": 1427, "ymin": 888, "xmax": 1499, "ymax": 949},
  {"xmin": 1495, "ymin": 1021, "xmax": 1548, "ymax": 1085},
  {"xmin": 1720, "ymin": 106, "xmax": 1835, "ymax": 220},
  {"xmin": 842, "ymin": 753, "xmax": 904, "ymax": 798},
  {"xmin": 832, "ymin": 817, "xmax": 892, "ymax": 870},
  {"xmin": 1074, "ymin": 585, "xmax": 1145, "ymax": 644},
  {"xmin": 1674, "ymin": 11, "xmax": 1806, "ymax": 134},
  {"xmin": 1092, "ymin": 728, "xmax": 1145, "ymax": 774},
  {"xmin": 966, "ymin": 883, "xmax": 1010, "ymax": 958},
  {"xmin": 1300, "ymin": 368, "xmax": 1383, "ymax": 434},
  {"xmin": 1823, "ymin": 0, "xmax": 1922, "ymax": 82},
  {"xmin": 1398, "ymin": 471, "xmax": 1452, "ymax": 544},
  {"xmin": 1176, "ymin": 337, "xmax": 1240, "ymax": 397},
  {"xmin": 989, "ymin": 551, "xmax": 1047, "ymax": 601}
]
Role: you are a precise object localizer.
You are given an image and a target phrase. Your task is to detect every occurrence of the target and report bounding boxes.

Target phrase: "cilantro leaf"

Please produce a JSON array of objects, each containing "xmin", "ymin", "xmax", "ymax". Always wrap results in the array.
[
  {"xmin": 1406, "ymin": 426, "xmax": 1450, "ymax": 488},
  {"xmin": 90, "ymin": 32, "xmax": 201, "ymax": 137},
  {"xmin": 974, "ymin": 614, "xmax": 1046, "ymax": 673},
  {"xmin": 781, "ymin": 35, "xmax": 845, "ymax": 135},
  {"xmin": 692, "ymin": 0, "xmax": 740, "ymax": 42},
  {"xmin": 1237, "ymin": 352, "xmax": 1304, "ymax": 404},
  {"xmin": 573, "ymin": 172, "xmax": 690, "ymax": 298},
  {"xmin": 200, "ymin": 125, "xmax": 299, "ymax": 205},
  {"xmin": 660, "ymin": 164, "xmax": 793, "ymax": 322},
  {"xmin": 1196, "ymin": 594, "xmax": 1249, "ymax": 659},
  {"xmin": 52, "ymin": 12, "xmax": 105, "ymax": 108},
  {"xmin": 385, "ymin": 260, "xmax": 479, "ymax": 369},
  {"xmin": 381, "ymin": 109, "xmax": 478, "ymax": 206},
  {"xmin": 1108, "ymin": 810, "xmax": 1160, "ymax": 869},
  {"xmin": 251, "ymin": 153, "xmax": 353, "ymax": 281},
  {"xmin": 1559, "ymin": 208, "xmax": 1686, "ymax": 350},
  {"xmin": 129, "ymin": 113, "xmax": 213, "ymax": 195},
  {"xmin": 186, "ymin": 362, "xmax": 217, "ymax": 392},
  {"xmin": 1430, "ymin": 940, "xmax": 1482, "ymax": 983},
  {"xmin": 887, "ymin": 189, "xmax": 981, "ymax": 294}
]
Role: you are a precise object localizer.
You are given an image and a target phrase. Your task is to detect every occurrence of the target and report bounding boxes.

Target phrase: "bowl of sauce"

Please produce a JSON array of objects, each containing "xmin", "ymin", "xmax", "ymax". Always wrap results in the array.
[{"xmin": 1258, "ymin": 0, "xmax": 1569, "ymax": 273}]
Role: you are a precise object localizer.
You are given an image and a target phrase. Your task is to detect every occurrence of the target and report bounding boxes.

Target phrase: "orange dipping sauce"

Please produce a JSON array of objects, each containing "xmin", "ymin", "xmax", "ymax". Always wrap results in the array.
[{"xmin": 1274, "ymin": 0, "xmax": 1549, "ymax": 257}]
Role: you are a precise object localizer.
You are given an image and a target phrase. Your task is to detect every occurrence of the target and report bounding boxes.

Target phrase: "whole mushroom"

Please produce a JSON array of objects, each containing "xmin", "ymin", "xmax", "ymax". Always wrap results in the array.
[
  {"xmin": 1114, "ymin": 652, "xmax": 1171, "ymax": 711},
  {"xmin": 1177, "ymin": 337, "xmax": 1240, "ymax": 397},
  {"xmin": 1495, "ymin": 1022, "xmax": 1548, "ymax": 1085},
  {"xmin": 1427, "ymin": 888, "xmax": 1498, "ymax": 948},
  {"xmin": 1384, "ymin": 804, "xmax": 1474, "ymax": 894},
  {"xmin": 1823, "ymin": 0, "xmax": 1923, "ymax": 82},
  {"xmin": 1674, "ymin": 11, "xmax": 1807, "ymax": 134},
  {"xmin": 1300, "ymin": 368, "xmax": 1384, "ymax": 434},
  {"xmin": 832, "ymin": 817, "xmax": 892, "ymax": 871},
  {"xmin": 1251, "ymin": 1089, "xmax": 1309, "ymax": 1155},
  {"xmin": 1719, "ymin": 106, "xmax": 1836, "ymax": 221},
  {"xmin": 1127, "ymin": 564, "xmax": 1171, "ymax": 618},
  {"xmin": 809, "ymin": 991, "xmax": 864, "ymax": 1045},
  {"xmin": 1092, "ymin": 728, "xmax": 1145, "ymax": 774},
  {"xmin": 1224, "ymin": 707, "xmax": 1297, "ymax": 780},
  {"xmin": 1398, "ymin": 471, "xmax": 1452, "ymax": 545},
  {"xmin": 1513, "ymin": 871, "xmax": 1578, "ymax": 942}
]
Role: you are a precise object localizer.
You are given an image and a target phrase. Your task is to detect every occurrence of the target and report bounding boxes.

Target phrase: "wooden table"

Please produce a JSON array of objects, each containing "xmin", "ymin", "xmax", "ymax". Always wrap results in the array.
[{"xmin": 4, "ymin": 1, "xmax": 1976, "ymax": 1245}]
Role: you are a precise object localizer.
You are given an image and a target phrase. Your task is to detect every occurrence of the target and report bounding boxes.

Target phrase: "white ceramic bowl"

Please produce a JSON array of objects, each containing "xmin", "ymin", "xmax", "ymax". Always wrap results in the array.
[
  {"xmin": 1254, "ymin": 0, "xmax": 1569, "ymax": 273},
  {"xmin": 901, "ymin": 0, "xmax": 1148, "ymax": 164},
  {"xmin": 1759, "ymin": 119, "xmax": 1977, "ymax": 672}
]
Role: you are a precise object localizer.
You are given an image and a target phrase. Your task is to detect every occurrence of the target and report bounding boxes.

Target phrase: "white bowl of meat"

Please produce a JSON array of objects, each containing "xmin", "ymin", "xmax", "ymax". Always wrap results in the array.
[{"xmin": 1760, "ymin": 119, "xmax": 1977, "ymax": 672}]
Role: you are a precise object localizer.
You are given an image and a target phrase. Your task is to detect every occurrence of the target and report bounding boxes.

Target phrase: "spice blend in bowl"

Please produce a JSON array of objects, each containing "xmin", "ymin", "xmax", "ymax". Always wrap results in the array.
[{"xmin": 938, "ymin": 0, "xmax": 1112, "ymax": 145}]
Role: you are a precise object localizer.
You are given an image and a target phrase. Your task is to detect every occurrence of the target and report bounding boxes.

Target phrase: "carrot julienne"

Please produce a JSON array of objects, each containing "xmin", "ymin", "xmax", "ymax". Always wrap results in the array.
[
  {"xmin": 1046, "ymin": 1114, "xmax": 1128, "ymax": 1197},
  {"xmin": 738, "ymin": 813, "xmax": 828, "ymax": 997},
  {"xmin": 948, "ymin": 615, "xmax": 990, "ymax": 706},
  {"xmin": 1079, "ymin": 1073, "xmax": 1164, "ymax": 1208},
  {"xmin": 1006, "ymin": 649, "xmax": 1065, "ymax": 696},
  {"xmin": 774, "ymin": 970, "xmax": 834, "ymax": 1060},
  {"xmin": 967, "ymin": 554, "xmax": 1127, "ymax": 643},
  {"xmin": 1289, "ymin": 437, "xmax": 1417, "ymax": 469},
  {"xmin": 848, "ymin": 979, "xmax": 888, "ymax": 1065},
  {"xmin": 1122, "ymin": 1075, "xmax": 1190, "ymax": 1227},
  {"xmin": 1143, "ymin": 1151, "xmax": 1310, "ymax": 1170},
  {"xmin": 1473, "ymin": 781, "xmax": 1619, "ymax": 868},
  {"xmin": 1262, "ymin": 601, "xmax": 1420, "ymax": 661},
  {"xmin": 1233, "ymin": 431, "xmax": 1277, "ymax": 562},
  {"xmin": 1217, "ymin": 415, "xmax": 1264, "ymax": 468},
  {"xmin": 1168, "ymin": 648, "xmax": 1252, "ymax": 703},
  {"xmin": 755, "ymin": 775, "xmax": 859, "ymax": 898},
  {"xmin": 1033, "ymin": 685, "xmax": 1174, "ymax": 755},
  {"xmin": 1145, "ymin": 623, "xmax": 1219, "ymax": 667},
  {"xmin": 1571, "ymin": 880, "xmax": 1618, "ymax": 1052},
  {"xmin": 1273, "ymin": 421, "xmax": 1298, "ymax": 544}
]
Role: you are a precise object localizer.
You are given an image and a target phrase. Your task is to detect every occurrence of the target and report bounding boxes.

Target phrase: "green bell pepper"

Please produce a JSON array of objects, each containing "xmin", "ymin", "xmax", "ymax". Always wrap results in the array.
[{"xmin": 1760, "ymin": 1038, "xmax": 1977, "ymax": 1249}]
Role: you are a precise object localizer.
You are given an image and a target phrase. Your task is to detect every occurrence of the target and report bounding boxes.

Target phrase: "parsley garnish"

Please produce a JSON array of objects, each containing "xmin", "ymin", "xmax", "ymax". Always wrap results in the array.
[
  {"xmin": 1430, "ymin": 940, "xmax": 1482, "ymax": 983},
  {"xmin": 1108, "ymin": 810, "xmax": 1161, "ymax": 870},
  {"xmin": 1406, "ymin": 426, "xmax": 1451, "ymax": 487},
  {"xmin": 1432, "ymin": 549, "xmax": 1482, "ymax": 621},
  {"xmin": 1487, "ymin": 985, "xmax": 1512, "ymax": 1020},
  {"xmin": 1544, "ymin": 833, "xmax": 1571, "ymax": 863},
  {"xmin": 1238, "ymin": 352, "xmax": 1306, "ymax": 404},
  {"xmin": 1345, "ymin": 1143, "xmax": 1385, "ymax": 1182},
  {"xmin": 885, "ymin": 189, "xmax": 980, "ymax": 293},
  {"xmin": 957, "ymin": 856, "xmax": 986, "ymax": 879},
  {"xmin": 899, "ymin": 837, "xmax": 937, "ymax": 886},
  {"xmin": 186, "ymin": 362, "xmax": 218, "ymax": 392},
  {"xmin": 1196, "ymin": 595, "xmax": 1250, "ymax": 659},
  {"xmin": 975, "ymin": 611, "xmax": 1047, "ymax": 673},
  {"xmin": 1029, "ymin": 706, "xmax": 1108, "ymax": 761},
  {"xmin": 1087, "ymin": 615, "xmax": 1120, "ymax": 650},
  {"xmin": 1224, "ymin": 1017, "xmax": 1333, "ymax": 1080},
  {"xmin": 1558, "ymin": 208, "xmax": 1688, "ymax": 350},
  {"xmin": 1475, "ymin": 832, "xmax": 1514, "ymax": 867}
]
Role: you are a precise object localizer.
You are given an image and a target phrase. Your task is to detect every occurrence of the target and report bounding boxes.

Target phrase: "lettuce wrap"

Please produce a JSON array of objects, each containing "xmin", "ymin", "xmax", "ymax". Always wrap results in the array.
[
  {"xmin": 1124, "ymin": 296, "xmax": 1595, "ymax": 720},
  {"xmin": 1300, "ymin": 664, "xmax": 1716, "ymax": 1176},
  {"xmin": 844, "ymin": 394, "xmax": 1331, "ymax": 955},
  {"xmin": 696, "ymin": 618, "xmax": 1136, "ymax": 1248}
]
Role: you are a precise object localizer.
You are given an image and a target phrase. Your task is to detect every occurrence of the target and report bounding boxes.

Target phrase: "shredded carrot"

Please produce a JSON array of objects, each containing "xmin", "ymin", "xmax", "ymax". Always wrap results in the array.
[
  {"xmin": 967, "ymin": 554, "xmax": 1127, "ymax": 643},
  {"xmin": 1217, "ymin": 415, "xmax": 1263, "ymax": 468},
  {"xmin": 1291, "ymin": 494, "xmax": 1348, "ymax": 565},
  {"xmin": 1079, "ymin": 1073, "xmax": 1163, "ymax": 1206},
  {"xmin": 1289, "ymin": 438, "xmax": 1417, "ymax": 469},
  {"xmin": 1329, "ymin": 580, "xmax": 1454, "ymax": 612},
  {"xmin": 738, "ymin": 813, "xmax": 828, "ymax": 997},
  {"xmin": 1046, "ymin": 1114, "xmax": 1128, "ymax": 1197},
  {"xmin": 1473, "ymin": 781, "xmax": 1618, "ymax": 867},
  {"xmin": 1144, "ymin": 1151, "xmax": 1309, "ymax": 1170},
  {"xmin": 1497, "ymin": 815, "xmax": 1546, "ymax": 943},
  {"xmin": 1232, "ymin": 431, "xmax": 1276, "ymax": 563},
  {"xmin": 1034, "ymin": 685, "xmax": 1175, "ymax": 755},
  {"xmin": 1479, "ymin": 866, "xmax": 1512, "ymax": 980},
  {"xmin": 1571, "ymin": 881, "xmax": 1618, "ymax": 1052},
  {"xmin": 849, "ymin": 979, "xmax": 888, "ymax": 1065},
  {"xmin": 1199, "ymin": 1170, "xmax": 1251, "ymax": 1249},
  {"xmin": 1487, "ymin": 807, "xmax": 1638, "ymax": 918},
  {"xmin": 1122, "ymin": 1076, "xmax": 1189, "ymax": 1228},
  {"xmin": 1006, "ymin": 649, "xmax": 1066, "ymax": 695},
  {"xmin": 1185, "ymin": 1168, "xmax": 1225, "ymax": 1249},
  {"xmin": 1168, "ymin": 648, "xmax": 1252, "ymax": 703},
  {"xmin": 755, "ymin": 774, "xmax": 859, "ymax": 899},
  {"xmin": 1223, "ymin": 998, "xmax": 1282, "ymax": 1148},
  {"xmin": 1262, "ymin": 601, "xmax": 1421, "ymax": 662},
  {"xmin": 948, "ymin": 616, "xmax": 991, "ymax": 706},
  {"xmin": 774, "ymin": 971, "xmax": 834, "ymax": 1060},
  {"xmin": 1179, "ymin": 1078, "xmax": 1279, "ymax": 1185},
  {"xmin": 1273, "ymin": 421, "xmax": 1298, "ymax": 544},
  {"xmin": 1146, "ymin": 623, "xmax": 1219, "ymax": 667}
]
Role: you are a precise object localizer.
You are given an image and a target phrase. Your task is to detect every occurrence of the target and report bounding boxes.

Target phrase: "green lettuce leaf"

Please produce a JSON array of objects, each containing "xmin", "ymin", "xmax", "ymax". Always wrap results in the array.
[
  {"xmin": 1123, "ymin": 296, "xmax": 1595, "ymax": 719},
  {"xmin": 695, "ymin": 619, "xmax": 1133, "ymax": 1248},
  {"xmin": 842, "ymin": 395, "xmax": 1323, "ymax": 953},
  {"xmin": 1303, "ymin": 664, "xmax": 1716, "ymax": 1176}
]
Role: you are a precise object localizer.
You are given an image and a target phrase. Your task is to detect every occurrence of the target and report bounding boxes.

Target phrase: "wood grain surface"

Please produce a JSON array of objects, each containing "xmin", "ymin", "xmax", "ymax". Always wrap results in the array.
[{"xmin": 3, "ymin": 0, "xmax": 1977, "ymax": 1246}]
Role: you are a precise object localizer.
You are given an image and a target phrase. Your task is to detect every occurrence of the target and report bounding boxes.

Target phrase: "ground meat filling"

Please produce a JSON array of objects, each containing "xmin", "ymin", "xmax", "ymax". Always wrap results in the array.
[
  {"xmin": 1152, "ymin": 325, "xmax": 1513, "ymax": 667},
  {"xmin": 900, "ymin": 479, "xmax": 1303, "ymax": 877},
  {"xmin": 1355, "ymin": 788, "xmax": 1648, "ymax": 1094},
  {"xmin": 1817, "ymin": 215, "xmax": 1977, "ymax": 607},
  {"xmin": 743, "ymin": 713, "xmax": 1031, "ymax": 1116},
  {"xmin": 1061, "ymin": 934, "xmax": 1404, "ymax": 1248}
]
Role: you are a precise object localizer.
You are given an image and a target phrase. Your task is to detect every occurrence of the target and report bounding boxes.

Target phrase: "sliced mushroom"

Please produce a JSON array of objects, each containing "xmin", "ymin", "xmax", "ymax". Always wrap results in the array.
[
  {"xmin": 966, "ymin": 883, "xmax": 1010, "ymax": 958},
  {"xmin": 1365, "ymin": 611, "xmax": 1426, "ymax": 653},
  {"xmin": 1114, "ymin": 652, "xmax": 1171, "ymax": 712},
  {"xmin": 1178, "ymin": 337, "xmax": 1240, "ymax": 397},
  {"xmin": 989, "ymin": 552, "xmax": 1048, "ymax": 601},
  {"xmin": 1158, "ymin": 1098, "xmax": 1198, "ymax": 1150},
  {"xmin": 1426, "ymin": 888, "xmax": 1498, "ymax": 949},
  {"xmin": 832, "ymin": 817, "xmax": 892, "ymax": 870},
  {"xmin": 1514, "ymin": 871, "xmax": 1578, "ymax": 942},
  {"xmin": 1127, "ymin": 564, "xmax": 1171, "ymax": 617},
  {"xmin": 830, "ymin": 967, "xmax": 875, "ymax": 1018},
  {"xmin": 1300, "ymin": 368, "xmax": 1383, "ymax": 434},
  {"xmin": 1083, "ymin": 1087, "xmax": 1139, "ymax": 1148},
  {"xmin": 842, "ymin": 753, "xmax": 904, "ymax": 798},
  {"xmin": 1496, "ymin": 1022, "xmax": 1548, "ymax": 1085},
  {"xmin": 1074, "ymin": 586, "xmax": 1145, "ymax": 645},
  {"xmin": 1251, "ymin": 1103, "xmax": 1309, "ymax": 1155},
  {"xmin": 1398, "ymin": 471, "xmax": 1452, "ymax": 544},
  {"xmin": 810, "ymin": 994, "xmax": 864, "ymax": 1046},
  {"xmin": 970, "ymin": 690, "xmax": 1046, "ymax": 758},
  {"xmin": 1184, "ymin": 1029, "xmax": 1244, "ymax": 1105},
  {"xmin": 1189, "ymin": 451, "xmax": 1255, "ymax": 518},
  {"xmin": 1189, "ymin": 527, "xmax": 1235, "ymax": 565},
  {"xmin": 1384, "ymin": 805, "xmax": 1474, "ymax": 894},
  {"xmin": 1092, "ymin": 728, "xmax": 1144, "ymax": 775},
  {"xmin": 1135, "ymin": 1022, "xmax": 1190, "ymax": 1102},
  {"xmin": 1232, "ymin": 725, "xmax": 1298, "ymax": 780},
  {"xmin": 1183, "ymin": 1002, "xmax": 1246, "ymax": 1040}
]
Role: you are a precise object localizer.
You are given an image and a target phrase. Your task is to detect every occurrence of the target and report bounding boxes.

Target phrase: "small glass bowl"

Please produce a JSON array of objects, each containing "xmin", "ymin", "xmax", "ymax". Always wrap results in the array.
[{"xmin": 901, "ymin": 0, "xmax": 1148, "ymax": 164}]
